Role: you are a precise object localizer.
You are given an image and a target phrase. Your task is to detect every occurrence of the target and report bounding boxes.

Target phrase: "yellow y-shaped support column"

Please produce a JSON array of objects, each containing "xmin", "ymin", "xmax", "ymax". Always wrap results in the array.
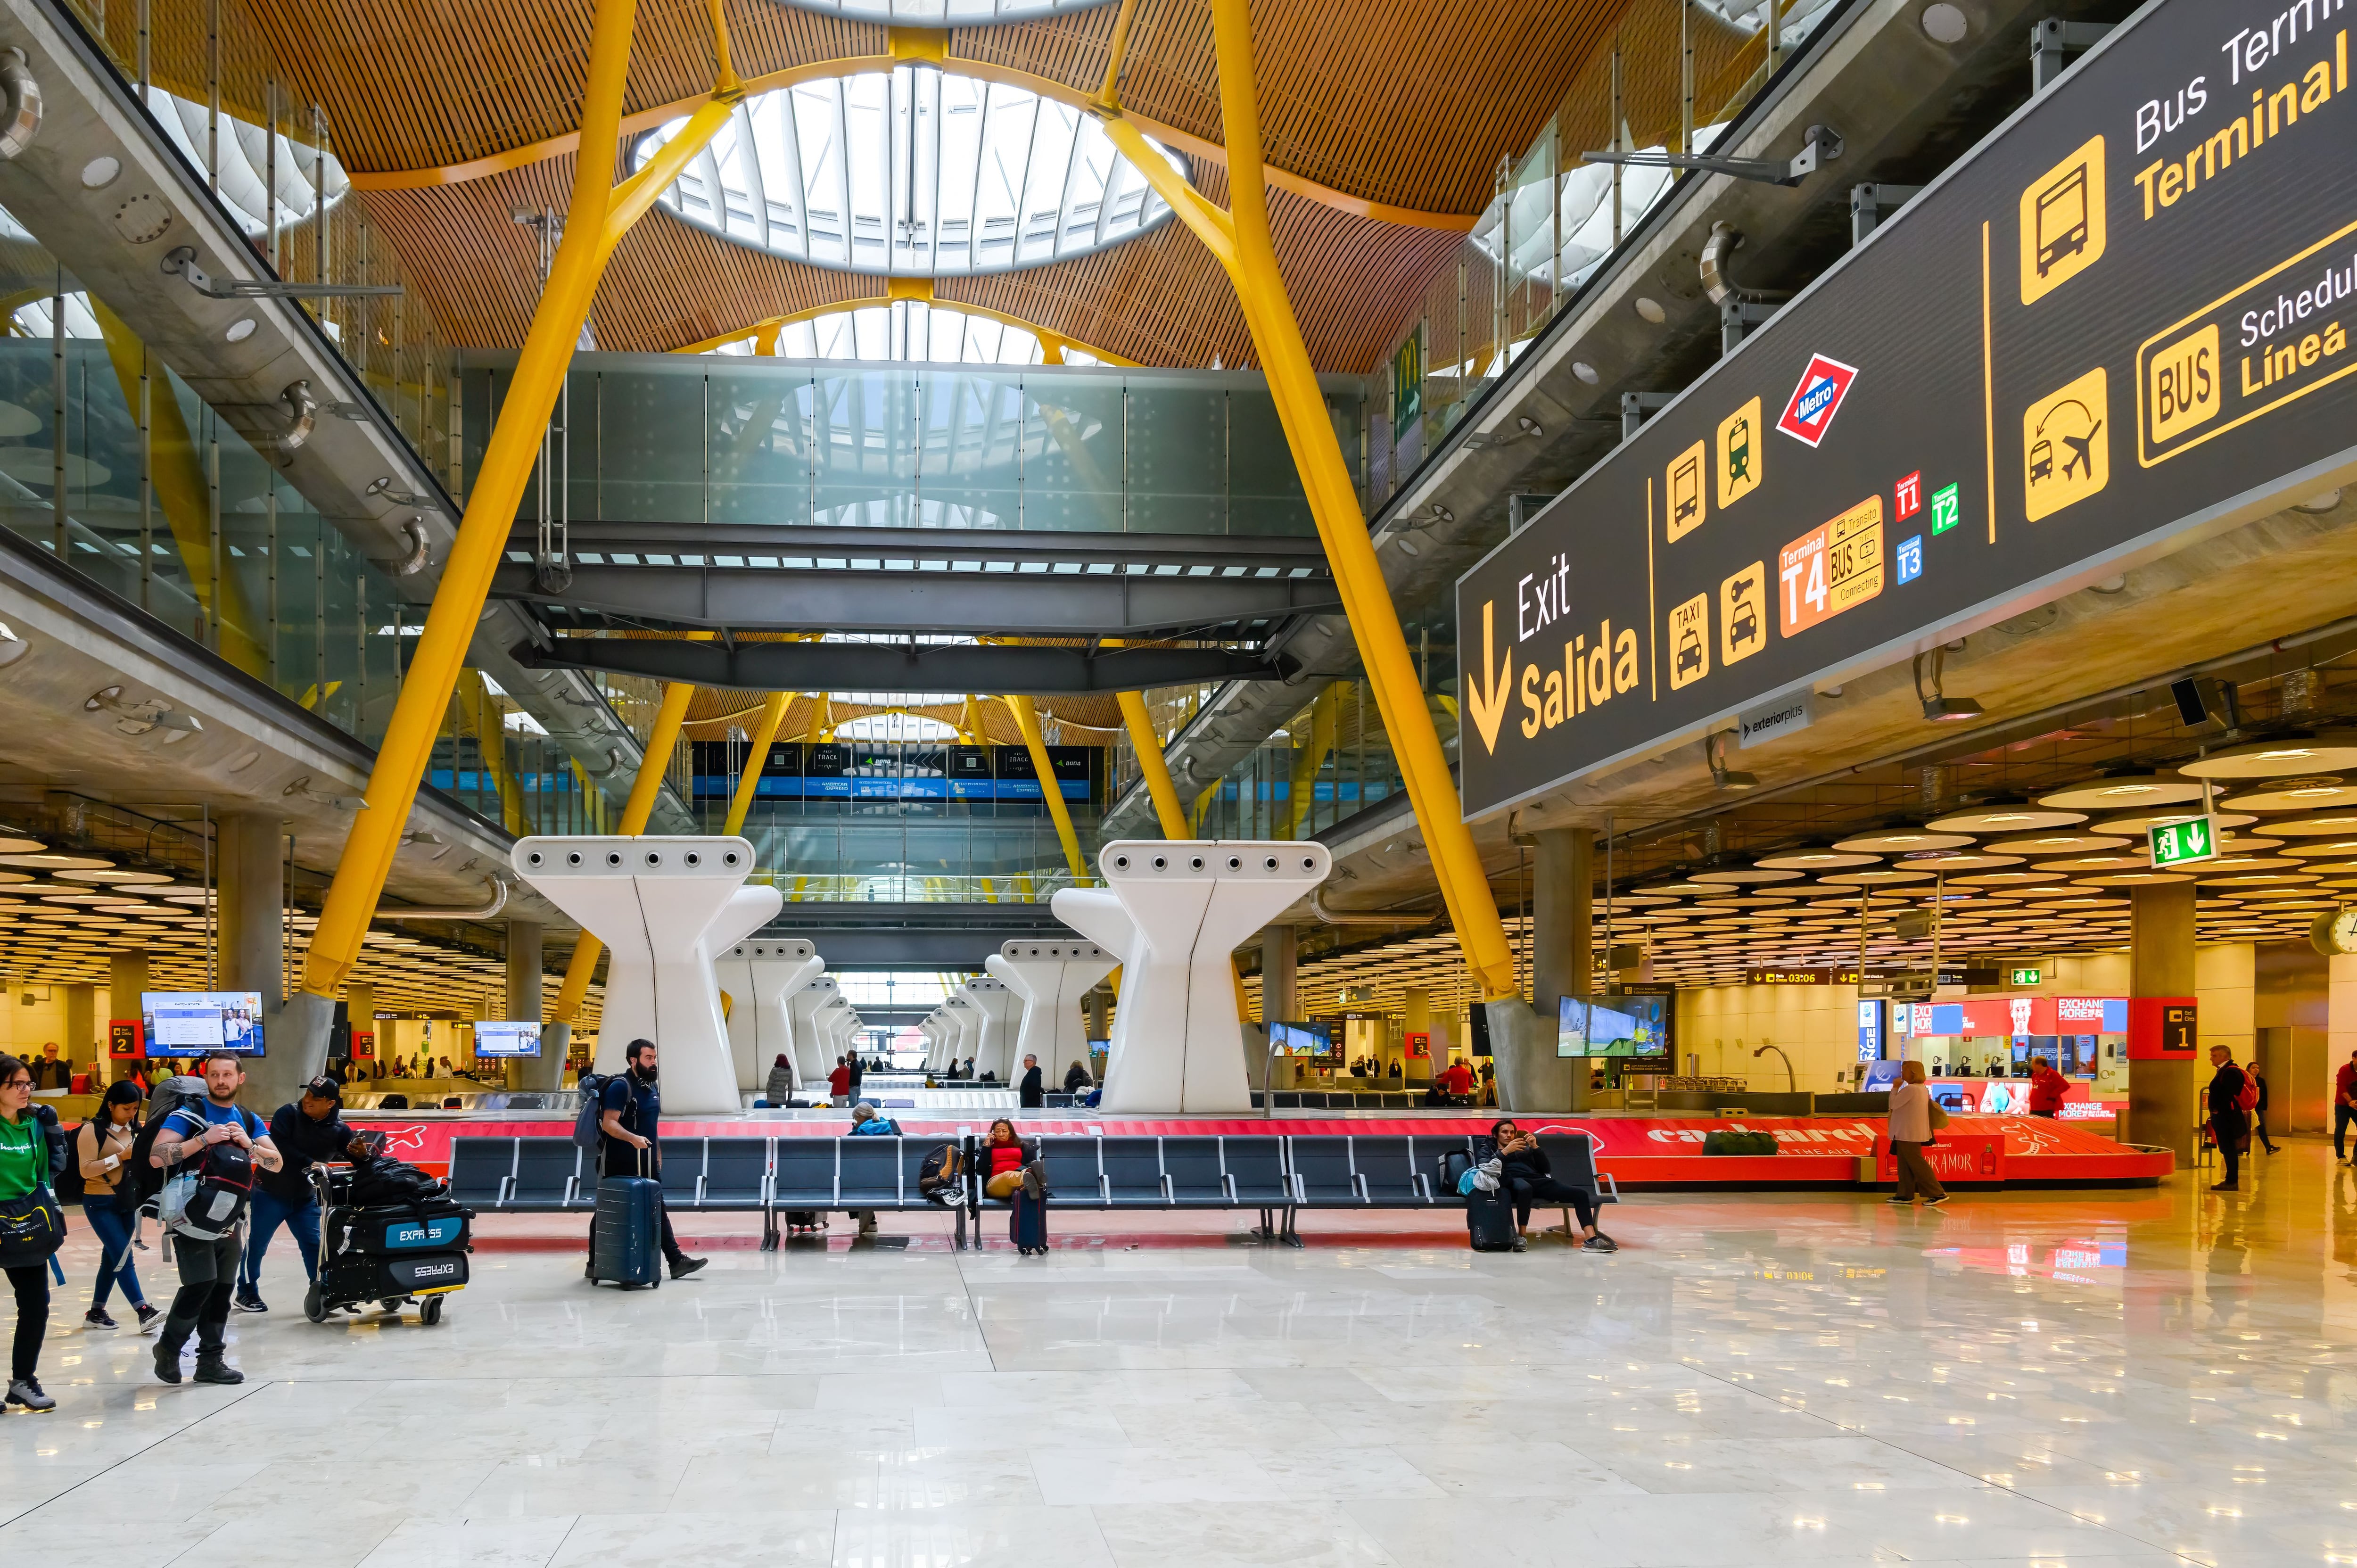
[
  {"xmin": 1095, "ymin": 0, "xmax": 1516, "ymax": 999},
  {"xmin": 1283, "ymin": 685, "xmax": 1339, "ymax": 840},
  {"xmin": 722, "ymin": 691, "xmax": 790, "ymax": 835},
  {"xmin": 1003, "ymin": 694, "xmax": 1088, "ymax": 884},
  {"xmin": 297, "ymin": 0, "xmax": 740, "ymax": 1005},
  {"xmin": 1116, "ymin": 690, "xmax": 1189, "ymax": 840}
]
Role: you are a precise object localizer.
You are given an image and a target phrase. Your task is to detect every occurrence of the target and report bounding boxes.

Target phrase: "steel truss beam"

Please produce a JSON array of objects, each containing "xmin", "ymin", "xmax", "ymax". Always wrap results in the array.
[{"xmin": 514, "ymin": 637, "xmax": 1294, "ymax": 694}]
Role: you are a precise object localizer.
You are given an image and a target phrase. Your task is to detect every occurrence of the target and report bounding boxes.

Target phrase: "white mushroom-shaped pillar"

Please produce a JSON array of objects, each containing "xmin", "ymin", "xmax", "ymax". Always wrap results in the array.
[
  {"xmin": 986, "ymin": 940, "xmax": 1116, "ymax": 1086},
  {"xmin": 955, "ymin": 977, "xmax": 1024, "ymax": 1081},
  {"xmin": 785, "ymin": 975, "xmax": 842, "ymax": 1083},
  {"xmin": 1054, "ymin": 841, "xmax": 1330, "ymax": 1112},
  {"xmin": 938, "ymin": 995, "xmax": 976, "ymax": 1072},
  {"xmin": 512, "ymin": 836, "xmax": 783, "ymax": 1114},
  {"xmin": 717, "ymin": 939, "xmax": 823, "ymax": 1093}
]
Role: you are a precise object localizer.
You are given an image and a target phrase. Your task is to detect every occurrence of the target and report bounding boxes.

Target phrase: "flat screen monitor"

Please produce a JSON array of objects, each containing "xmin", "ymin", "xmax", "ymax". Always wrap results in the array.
[
  {"xmin": 1272, "ymin": 1021, "xmax": 1336, "ymax": 1061},
  {"xmin": 1860, "ymin": 1059, "xmax": 1904, "ymax": 1092},
  {"xmin": 472, "ymin": 1021, "xmax": 541, "ymax": 1057},
  {"xmin": 141, "ymin": 991, "xmax": 264, "ymax": 1055},
  {"xmin": 1558, "ymin": 992, "xmax": 1670, "ymax": 1059}
]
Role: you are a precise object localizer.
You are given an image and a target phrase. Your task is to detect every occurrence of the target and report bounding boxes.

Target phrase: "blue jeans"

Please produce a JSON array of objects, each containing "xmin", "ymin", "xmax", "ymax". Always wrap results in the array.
[
  {"xmin": 81, "ymin": 1197, "xmax": 146, "ymax": 1312},
  {"xmin": 239, "ymin": 1189, "xmax": 321, "ymax": 1290}
]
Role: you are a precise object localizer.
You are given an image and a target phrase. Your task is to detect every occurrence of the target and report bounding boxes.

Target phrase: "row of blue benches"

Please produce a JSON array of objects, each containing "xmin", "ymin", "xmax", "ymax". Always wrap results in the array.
[{"xmin": 447, "ymin": 1132, "xmax": 1615, "ymax": 1249}]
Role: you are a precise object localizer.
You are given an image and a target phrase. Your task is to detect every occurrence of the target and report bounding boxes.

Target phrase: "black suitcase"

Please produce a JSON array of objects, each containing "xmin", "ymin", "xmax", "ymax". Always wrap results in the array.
[
  {"xmin": 338, "ymin": 1200, "xmax": 472, "ymax": 1255},
  {"xmin": 1466, "ymin": 1183, "xmax": 1519, "ymax": 1252},
  {"xmin": 590, "ymin": 1177, "xmax": 664, "ymax": 1288},
  {"xmin": 1009, "ymin": 1188, "xmax": 1048, "ymax": 1255}
]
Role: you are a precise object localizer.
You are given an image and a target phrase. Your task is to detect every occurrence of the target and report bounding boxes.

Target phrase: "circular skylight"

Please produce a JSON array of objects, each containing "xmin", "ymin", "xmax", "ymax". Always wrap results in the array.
[
  {"xmin": 775, "ymin": 0, "xmax": 1113, "ymax": 18},
  {"xmin": 637, "ymin": 65, "xmax": 1187, "ymax": 276}
]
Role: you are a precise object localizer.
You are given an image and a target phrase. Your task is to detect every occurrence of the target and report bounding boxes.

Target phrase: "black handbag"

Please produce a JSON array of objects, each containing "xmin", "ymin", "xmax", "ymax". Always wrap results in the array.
[{"xmin": 0, "ymin": 1185, "xmax": 67, "ymax": 1265}]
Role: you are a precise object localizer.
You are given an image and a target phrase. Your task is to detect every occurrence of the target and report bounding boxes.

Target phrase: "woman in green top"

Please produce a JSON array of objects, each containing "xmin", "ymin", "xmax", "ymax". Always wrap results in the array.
[{"xmin": 0, "ymin": 1051, "xmax": 58, "ymax": 1410}]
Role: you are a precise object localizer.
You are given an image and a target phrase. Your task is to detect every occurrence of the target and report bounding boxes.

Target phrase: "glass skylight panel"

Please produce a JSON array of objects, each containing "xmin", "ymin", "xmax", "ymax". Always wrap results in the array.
[
  {"xmin": 639, "ymin": 66, "xmax": 1186, "ymax": 276},
  {"xmin": 143, "ymin": 89, "xmax": 348, "ymax": 241},
  {"xmin": 777, "ymin": 0, "xmax": 1113, "ymax": 19},
  {"xmin": 708, "ymin": 301, "xmax": 1100, "ymax": 364}
]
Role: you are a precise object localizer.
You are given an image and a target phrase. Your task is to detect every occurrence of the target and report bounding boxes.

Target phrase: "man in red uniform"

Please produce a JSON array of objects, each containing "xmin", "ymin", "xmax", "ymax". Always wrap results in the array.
[
  {"xmin": 2335, "ymin": 1048, "xmax": 2357, "ymax": 1164},
  {"xmin": 2026, "ymin": 1056, "xmax": 2070, "ymax": 1118}
]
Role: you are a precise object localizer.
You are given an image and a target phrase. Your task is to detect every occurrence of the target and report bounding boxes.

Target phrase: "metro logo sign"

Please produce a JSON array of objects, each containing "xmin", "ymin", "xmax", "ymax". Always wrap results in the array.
[{"xmin": 1776, "ymin": 354, "xmax": 1860, "ymax": 447}]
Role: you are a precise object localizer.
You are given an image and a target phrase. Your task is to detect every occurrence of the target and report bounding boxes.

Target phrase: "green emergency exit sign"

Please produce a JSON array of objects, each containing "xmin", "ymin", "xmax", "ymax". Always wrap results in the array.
[
  {"xmin": 2008, "ymin": 966, "xmax": 2043, "ymax": 986},
  {"xmin": 2150, "ymin": 816, "xmax": 2219, "ymax": 868}
]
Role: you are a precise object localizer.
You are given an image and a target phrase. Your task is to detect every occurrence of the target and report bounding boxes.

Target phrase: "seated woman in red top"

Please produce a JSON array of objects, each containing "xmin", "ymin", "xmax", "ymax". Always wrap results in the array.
[{"xmin": 981, "ymin": 1118, "xmax": 1041, "ymax": 1201}]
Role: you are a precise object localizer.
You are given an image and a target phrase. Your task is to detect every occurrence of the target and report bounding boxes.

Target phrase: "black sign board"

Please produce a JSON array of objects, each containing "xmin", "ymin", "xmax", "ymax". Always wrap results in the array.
[{"xmin": 1458, "ymin": 0, "xmax": 2357, "ymax": 816}]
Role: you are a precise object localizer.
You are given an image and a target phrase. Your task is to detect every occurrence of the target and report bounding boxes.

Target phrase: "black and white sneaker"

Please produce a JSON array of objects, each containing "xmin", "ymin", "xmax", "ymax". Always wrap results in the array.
[
  {"xmin": 83, "ymin": 1307, "xmax": 118, "ymax": 1330},
  {"xmin": 232, "ymin": 1287, "xmax": 268, "ymax": 1314},
  {"xmin": 5, "ymin": 1377, "xmax": 56, "ymax": 1412},
  {"xmin": 133, "ymin": 1304, "xmax": 162, "ymax": 1334}
]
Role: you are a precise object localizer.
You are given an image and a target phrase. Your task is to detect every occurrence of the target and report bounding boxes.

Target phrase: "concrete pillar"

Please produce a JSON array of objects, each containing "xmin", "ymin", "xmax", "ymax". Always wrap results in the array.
[
  {"xmin": 1261, "ymin": 924, "xmax": 1297, "ymax": 1025},
  {"xmin": 219, "ymin": 811, "xmax": 307, "ymax": 1110},
  {"xmin": 64, "ymin": 983, "xmax": 95, "ymax": 1073},
  {"xmin": 2129, "ymin": 881, "xmax": 2198, "ymax": 1161},
  {"xmin": 507, "ymin": 919, "xmax": 561, "ymax": 1091},
  {"xmin": 109, "ymin": 950, "xmax": 146, "ymax": 1084},
  {"xmin": 1495, "ymin": 826, "xmax": 1589, "ymax": 1111}
]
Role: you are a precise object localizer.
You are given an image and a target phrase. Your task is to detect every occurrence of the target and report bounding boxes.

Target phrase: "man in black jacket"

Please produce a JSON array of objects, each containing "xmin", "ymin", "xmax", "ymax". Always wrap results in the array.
[
  {"xmin": 2207, "ymin": 1045, "xmax": 2250, "ymax": 1193},
  {"xmin": 235, "ymin": 1076, "xmax": 352, "ymax": 1313},
  {"xmin": 1018, "ymin": 1054, "xmax": 1045, "ymax": 1108}
]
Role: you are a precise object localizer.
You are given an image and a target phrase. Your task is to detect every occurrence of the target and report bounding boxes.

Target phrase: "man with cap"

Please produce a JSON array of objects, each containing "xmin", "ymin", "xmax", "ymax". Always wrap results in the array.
[{"xmin": 236, "ymin": 1074, "xmax": 354, "ymax": 1313}]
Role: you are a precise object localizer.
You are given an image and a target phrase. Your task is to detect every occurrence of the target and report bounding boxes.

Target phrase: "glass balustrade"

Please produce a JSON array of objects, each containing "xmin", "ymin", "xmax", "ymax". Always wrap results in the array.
[
  {"xmin": 1367, "ymin": 0, "xmax": 1848, "ymax": 497},
  {"xmin": 456, "ymin": 352, "xmax": 1366, "ymax": 535}
]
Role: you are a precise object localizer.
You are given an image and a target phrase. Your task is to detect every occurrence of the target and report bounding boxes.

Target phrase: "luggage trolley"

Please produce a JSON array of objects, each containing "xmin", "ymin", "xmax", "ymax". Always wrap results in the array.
[{"xmin": 303, "ymin": 1162, "xmax": 476, "ymax": 1326}]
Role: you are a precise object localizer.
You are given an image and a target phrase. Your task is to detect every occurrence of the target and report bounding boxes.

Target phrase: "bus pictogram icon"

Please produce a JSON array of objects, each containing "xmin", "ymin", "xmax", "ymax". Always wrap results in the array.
[{"xmin": 2019, "ymin": 135, "xmax": 2106, "ymax": 305}]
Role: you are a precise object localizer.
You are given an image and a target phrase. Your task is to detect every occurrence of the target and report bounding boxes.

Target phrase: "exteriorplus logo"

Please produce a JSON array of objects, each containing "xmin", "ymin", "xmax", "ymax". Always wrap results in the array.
[{"xmin": 1776, "ymin": 354, "xmax": 1860, "ymax": 447}]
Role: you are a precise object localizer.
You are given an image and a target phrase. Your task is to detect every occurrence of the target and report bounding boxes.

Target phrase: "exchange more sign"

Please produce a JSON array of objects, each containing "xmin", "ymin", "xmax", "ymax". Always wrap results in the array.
[{"xmin": 1456, "ymin": 0, "xmax": 2357, "ymax": 816}]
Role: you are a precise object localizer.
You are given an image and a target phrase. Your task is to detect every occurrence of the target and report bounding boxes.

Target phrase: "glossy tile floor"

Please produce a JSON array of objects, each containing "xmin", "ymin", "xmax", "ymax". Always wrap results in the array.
[{"xmin": 4, "ymin": 1139, "xmax": 2355, "ymax": 1567}]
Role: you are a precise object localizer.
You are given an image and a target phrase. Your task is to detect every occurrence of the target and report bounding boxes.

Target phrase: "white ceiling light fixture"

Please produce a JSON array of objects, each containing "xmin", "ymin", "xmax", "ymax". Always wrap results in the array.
[
  {"xmin": 637, "ymin": 65, "xmax": 1188, "ymax": 277},
  {"xmin": 2182, "ymin": 734, "xmax": 2357, "ymax": 778}
]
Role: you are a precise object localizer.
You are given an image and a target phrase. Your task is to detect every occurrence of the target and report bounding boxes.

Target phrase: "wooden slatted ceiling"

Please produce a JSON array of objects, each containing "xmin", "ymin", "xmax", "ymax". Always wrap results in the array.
[
  {"xmin": 239, "ymin": 0, "xmax": 1631, "ymax": 365},
  {"xmin": 362, "ymin": 150, "xmax": 1461, "ymax": 367},
  {"xmin": 245, "ymin": 0, "xmax": 1626, "ymax": 212}
]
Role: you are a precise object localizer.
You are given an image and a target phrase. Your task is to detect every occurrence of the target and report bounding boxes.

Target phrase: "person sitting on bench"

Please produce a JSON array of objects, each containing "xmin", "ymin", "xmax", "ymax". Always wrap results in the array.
[
  {"xmin": 980, "ymin": 1119, "xmax": 1041, "ymax": 1202},
  {"xmin": 1492, "ymin": 1121, "xmax": 1615, "ymax": 1252}
]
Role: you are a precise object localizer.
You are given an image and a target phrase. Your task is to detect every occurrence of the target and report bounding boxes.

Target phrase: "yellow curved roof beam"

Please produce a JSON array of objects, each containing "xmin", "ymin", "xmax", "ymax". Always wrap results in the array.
[{"xmin": 346, "ymin": 53, "xmax": 1476, "ymax": 233}]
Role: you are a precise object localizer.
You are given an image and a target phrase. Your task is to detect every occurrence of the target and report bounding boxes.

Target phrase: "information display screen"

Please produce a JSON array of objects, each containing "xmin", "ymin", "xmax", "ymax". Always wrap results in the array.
[
  {"xmin": 141, "ymin": 991, "xmax": 264, "ymax": 1055},
  {"xmin": 1558, "ymin": 993, "xmax": 1671, "ymax": 1059},
  {"xmin": 472, "ymin": 1022, "xmax": 542, "ymax": 1058},
  {"xmin": 1271, "ymin": 1021, "xmax": 1338, "ymax": 1062}
]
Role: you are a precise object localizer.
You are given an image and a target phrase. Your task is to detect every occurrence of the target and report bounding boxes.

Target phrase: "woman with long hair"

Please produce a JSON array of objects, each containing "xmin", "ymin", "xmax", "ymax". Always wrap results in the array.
[
  {"xmin": 77, "ymin": 1081, "xmax": 159, "ymax": 1331},
  {"xmin": 981, "ymin": 1119, "xmax": 1041, "ymax": 1201}
]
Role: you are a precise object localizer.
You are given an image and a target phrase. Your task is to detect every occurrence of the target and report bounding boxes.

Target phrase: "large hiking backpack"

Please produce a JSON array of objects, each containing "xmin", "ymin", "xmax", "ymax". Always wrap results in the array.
[
  {"xmin": 572, "ymin": 1072, "xmax": 623, "ymax": 1151},
  {"xmin": 163, "ymin": 1137, "xmax": 256, "ymax": 1241},
  {"xmin": 124, "ymin": 1080, "xmax": 209, "ymax": 1207},
  {"xmin": 917, "ymin": 1142, "xmax": 965, "ymax": 1203}
]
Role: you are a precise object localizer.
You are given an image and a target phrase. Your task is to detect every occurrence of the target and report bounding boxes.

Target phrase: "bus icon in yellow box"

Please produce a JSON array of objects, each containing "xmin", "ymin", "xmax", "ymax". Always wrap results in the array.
[{"xmin": 2019, "ymin": 135, "xmax": 2106, "ymax": 305}]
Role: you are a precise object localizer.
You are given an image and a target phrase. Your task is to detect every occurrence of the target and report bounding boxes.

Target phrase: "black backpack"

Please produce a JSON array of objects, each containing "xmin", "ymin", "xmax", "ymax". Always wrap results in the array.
[
  {"xmin": 917, "ymin": 1142, "xmax": 965, "ymax": 1202},
  {"xmin": 572, "ymin": 1072, "xmax": 624, "ymax": 1151},
  {"xmin": 124, "ymin": 1082, "xmax": 209, "ymax": 1206},
  {"xmin": 169, "ymin": 1139, "xmax": 256, "ymax": 1240},
  {"xmin": 49, "ymin": 1121, "xmax": 84, "ymax": 1203}
]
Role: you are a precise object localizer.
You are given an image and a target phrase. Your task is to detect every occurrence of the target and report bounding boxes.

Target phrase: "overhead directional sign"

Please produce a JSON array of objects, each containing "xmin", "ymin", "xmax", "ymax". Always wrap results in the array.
[{"xmin": 1457, "ymin": 0, "xmax": 2357, "ymax": 817}]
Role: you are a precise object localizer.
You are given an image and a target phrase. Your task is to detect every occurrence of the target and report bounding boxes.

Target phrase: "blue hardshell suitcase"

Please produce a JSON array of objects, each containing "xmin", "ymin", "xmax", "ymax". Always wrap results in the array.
[{"xmin": 591, "ymin": 1177, "xmax": 664, "ymax": 1288}]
